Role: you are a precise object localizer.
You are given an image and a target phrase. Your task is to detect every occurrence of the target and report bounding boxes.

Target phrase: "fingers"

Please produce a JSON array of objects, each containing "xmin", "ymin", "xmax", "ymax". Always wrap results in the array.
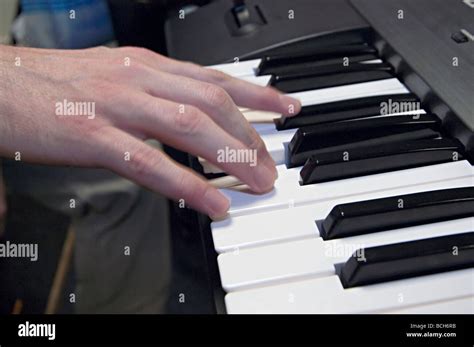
[
  {"xmin": 118, "ymin": 47, "xmax": 301, "ymax": 116},
  {"xmin": 196, "ymin": 66, "xmax": 302, "ymax": 116},
  {"xmin": 133, "ymin": 68, "xmax": 276, "ymax": 170},
  {"xmin": 95, "ymin": 127, "xmax": 230, "ymax": 218},
  {"xmin": 110, "ymin": 91, "xmax": 277, "ymax": 193}
]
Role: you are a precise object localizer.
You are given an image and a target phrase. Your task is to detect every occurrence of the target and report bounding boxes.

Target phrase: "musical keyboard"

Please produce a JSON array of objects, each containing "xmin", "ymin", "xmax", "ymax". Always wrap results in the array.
[{"xmin": 164, "ymin": 0, "xmax": 474, "ymax": 314}]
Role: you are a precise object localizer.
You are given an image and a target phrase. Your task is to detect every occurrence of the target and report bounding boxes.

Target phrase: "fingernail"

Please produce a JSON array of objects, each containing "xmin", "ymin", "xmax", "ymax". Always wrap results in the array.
[
  {"xmin": 204, "ymin": 189, "xmax": 230, "ymax": 218},
  {"xmin": 279, "ymin": 94, "xmax": 302, "ymax": 116},
  {"xmin": 252, "ymin": 163, "xmax": 276, "ymax": 192}
]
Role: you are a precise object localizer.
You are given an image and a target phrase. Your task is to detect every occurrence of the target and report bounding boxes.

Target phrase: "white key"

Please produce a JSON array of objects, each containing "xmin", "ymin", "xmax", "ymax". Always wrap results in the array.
[
  {"xmin": 218, "ymin": 219, "xmax": 473, "ymax": 291},
  {"xmin": 240, "ymin": 75, "xmax": 272, "ymax": 87},
  {"xmin": 218, "ymin": 237, "xmax": 333, "ymax": 292},
  {"xmin": 211, "ymin": 177, "xmax": 474, "ymax": 253},
  {"xmin": 225, "ymin": 269, "xmax": 474, "ymax": 313},
  {"xmin": 252, "ymin": 123, "xmax": 279, "ymax": 133},
  {"xmin": 259, "ymin": 129, "xmax": 294, "ymax": 164},
  {"xmin": 222, "ymin": 161, "xmax": 473, "ymax": 216},
  {"xmin": 244, "ymin": 111, "xmax": 280, "ymax": 123},
  {"xmin": 242, "ymin": 78, "xmax": 410, "ymax": 121},
  {"xmin": 387, "ymin": 297, "xmax": 474, "ymax": 314},
  {"xmin": 207, "ymin": 59, "xmax": 260, "ymax": 77},
  {"xmin": 360, "ymin": 59, "xmax": 383, "ymax": 64}
]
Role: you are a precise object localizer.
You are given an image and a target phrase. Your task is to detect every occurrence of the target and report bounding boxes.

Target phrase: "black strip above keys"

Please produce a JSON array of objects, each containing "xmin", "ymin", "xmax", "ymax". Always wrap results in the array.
[
  {"xmin": 320, "ymin": 187, "xmax": 474, "ymax": 240},
  {"xmin": 272, "ymin": 68, "xmax": 393, "ymax": 93},
  {"xmin": 300, "ymin": 138, "xmax": 464, "ymax": 185},
  {"xmin": 339, "ymin": 232, "xmax": 474, "ymax": 288},
  {"xmin": 275, "ymin": 93, "xmax": 420, "ymax": 130},
  {"xmin": 256, "ymin": 44, "xmax": 377, "ymax": 76},
  {"xmin": 288, "ymin": 114, "xmax": 441, "ymax": 167}
]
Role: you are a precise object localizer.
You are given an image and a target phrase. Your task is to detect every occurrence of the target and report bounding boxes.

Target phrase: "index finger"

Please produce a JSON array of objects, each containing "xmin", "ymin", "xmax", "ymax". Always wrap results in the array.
[
  {"xmin": 123, "ymin": 49, "xmax": 302, "ymax": 116},
  {"xmin": 170, "ymin": 62, "xmax": 302, "ymax": 116}
]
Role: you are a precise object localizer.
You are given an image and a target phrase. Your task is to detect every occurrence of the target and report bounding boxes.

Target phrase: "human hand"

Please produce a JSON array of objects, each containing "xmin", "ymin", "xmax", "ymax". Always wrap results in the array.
[{"xmin": 0, "ymin": 45, "xmax": 300, "ymax": 218}]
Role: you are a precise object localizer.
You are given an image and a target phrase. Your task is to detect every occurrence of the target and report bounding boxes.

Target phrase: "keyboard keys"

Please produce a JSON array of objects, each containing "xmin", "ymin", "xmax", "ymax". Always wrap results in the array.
[
  {"xmin": 223, "ymin": 161, "xmax": 473, "ymax": 216},
  {"xmin": 288, "ymin": 114, "xmax": 442, "ymax": 167},
  {"xmin": 204, "ymin": 40, "xmax": 474, "ymax": 316},
  {"xmin": 320, "ymin": 187, "xmax": 474, "ymax": 240},
  {"xmin": 261, "ymin": 54, "xmax": 380, "ymax": 77},
  {"xmin": 249, "ymin": 79, "xmax": 410, "ymax": 116},
  {"xmin": 271, "ymin": 62, "xmax": 392, "ymax": 81},
  {"xmin": 218, "ymin": 237, "xmax": 333, "ymax": 292},
  {"xmin": 207, "ymin": 58, "xmax": 261, "ymax": 77},
  {"xmin": 217, "ymin": 218, "xmax": 474, "ymax": 291},
  {"xmin": 224, "ymin": 269, "xmax": 473, "ymax": 313},
  {"xmin": 300, "ymin": 138, "xmax": 465, "ymax": 184},
  {"xmin": 240, "ymin": 74, "xmax": 272, "ymax": 86},
  {"xmin": 272, "ymin": 67, "xmax": 394, "ymax": 93},
  {"xmin": 275, "ymin": 93, "xmax": 420, "ymax": 130},
  {"xmin": 211, "ymin": 177, "xmax": 474, "ymax": 253},
  {"xmin": 256, "ymin": 44, "xmax": 377, "ymax": 76},
  {"xmin": 340, "ymin": 232, "xmax": 474, "ymax": 288}
]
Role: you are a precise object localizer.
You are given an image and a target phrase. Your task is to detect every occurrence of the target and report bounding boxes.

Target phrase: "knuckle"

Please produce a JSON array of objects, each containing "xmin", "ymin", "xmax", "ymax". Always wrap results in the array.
[
  {"xmin": 125, "ymin": 61, "xmax": 150, "ymax": 76},
  {"xmin": 87, "ymin": 79, "xmax": 117, "ymax": 95},
  {"xmin": 110, "ymin": 61, "xmax": 150, "ymax": 81},
  {"xmin": 119, "ymin": 46, "xmax": 166, "ymax": 63},
  {"xmin": 178, "ymin": 174, "xmax": 208, "ymax": 204},
  {"xmin": 119, "ymin": 46, "xmax": 150, "ymax": 57},
  {"xmin": 202, "ymin": 84, "xmax": 232, "ymax": 110},
  {"xmin": 208, "ymin": 69, "xmax": 231, "ymax": 84},
  {"xmin": 88, "ymin": 46, "xmax": 110, "ymax": 55},
  {"xmin": 127, "ymin": 146, "xmax": 162, "ymax": 177},
  {"xmin": 174, "ymin": 106, "xmax": 205, "ymax": 135}
]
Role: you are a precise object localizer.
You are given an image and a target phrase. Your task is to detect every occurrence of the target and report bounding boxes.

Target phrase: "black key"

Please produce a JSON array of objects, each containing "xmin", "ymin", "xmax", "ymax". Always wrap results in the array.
[
  {"xmin": 259, "ymin": 53, "xmax": 378, "ymax": 77},
  {"xmin": 275, "ymin": 93, "xmax": 420, "ymax": 130},
  {"xmin": 272, "ymin": 65, "xmax": 393, "ymax": 93},
  {"xmin": 339, "ymin": 232, "xmax": 474, "ymax": 288},
  {"xmin": 271, "ymin": 62, "xmax": 392, "ymax": 82},
  {"xmin": 300, "ymin": 138, "xmax": 464, "ymax": 185},
  {"xmin": 256, "ymin": 44, "xmax": 377, "ymax": 76},
  {"xmin": 288, "ymin": 114, "xmax": 441, "ymax": 167},
  {"xmin": 320, "ymin": 187, "xmax": 474, "ymax": 240}
]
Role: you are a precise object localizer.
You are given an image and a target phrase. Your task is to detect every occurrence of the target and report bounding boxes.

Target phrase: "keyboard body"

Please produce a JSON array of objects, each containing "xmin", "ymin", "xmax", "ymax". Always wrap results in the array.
[{"xmin": 165, "ymin": 0, "xmax": 474, "ymax": 314}]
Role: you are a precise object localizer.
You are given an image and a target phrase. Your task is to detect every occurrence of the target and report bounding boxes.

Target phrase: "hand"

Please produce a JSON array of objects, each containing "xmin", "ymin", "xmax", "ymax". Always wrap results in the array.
[{"xmin": 0, "ymin": 45, "xmax": 300, "ymax": 218}]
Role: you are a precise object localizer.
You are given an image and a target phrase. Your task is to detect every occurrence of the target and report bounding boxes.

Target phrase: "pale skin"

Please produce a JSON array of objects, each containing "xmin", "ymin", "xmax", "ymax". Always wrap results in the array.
[{"xmin": 0, "ymin": 45, "xmax": 301, "ymax": 219}]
